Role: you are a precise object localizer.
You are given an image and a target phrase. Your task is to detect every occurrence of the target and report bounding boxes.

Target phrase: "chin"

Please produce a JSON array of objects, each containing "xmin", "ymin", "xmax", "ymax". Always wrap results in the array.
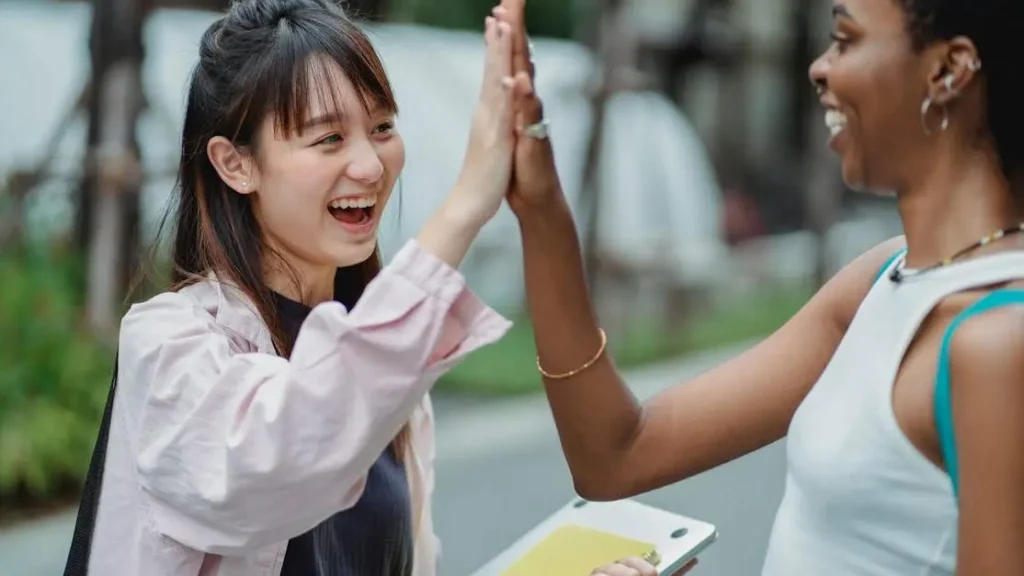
[
  {"xmin": 329, "ymin": 237, "xmax": 379, "ymax": 268},
  {"xmin": 840, "ymin": 159, "xmax": 897, "ymax": 198}
]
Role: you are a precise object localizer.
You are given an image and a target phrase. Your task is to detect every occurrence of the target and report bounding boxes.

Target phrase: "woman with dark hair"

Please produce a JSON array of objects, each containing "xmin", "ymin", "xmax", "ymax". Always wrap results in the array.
[
  {"xmin": 83, "ymin": 0, "xmax": 519, "ymax": 573},
  {"xmin": 496, "ymin": 0, "xmax": 1024, "ymax": 574}
]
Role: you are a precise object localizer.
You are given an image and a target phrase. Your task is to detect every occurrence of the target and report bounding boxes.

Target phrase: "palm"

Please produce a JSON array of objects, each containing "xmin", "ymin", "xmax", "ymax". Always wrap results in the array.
[{"xmin": 496, "ymin": 0, "xmax": 563, "ymax": 214}]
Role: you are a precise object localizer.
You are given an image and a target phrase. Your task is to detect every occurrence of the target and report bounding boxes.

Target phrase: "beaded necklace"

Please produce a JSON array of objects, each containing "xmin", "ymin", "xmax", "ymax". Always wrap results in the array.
[{"xmin": 889, "ymin": 223, "xmax": 1024, "ymax": 282}]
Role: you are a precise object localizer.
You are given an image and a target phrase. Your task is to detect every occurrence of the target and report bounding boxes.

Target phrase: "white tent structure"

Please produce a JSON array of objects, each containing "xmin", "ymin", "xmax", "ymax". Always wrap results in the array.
[{"xmin": 0, "ymin": 1, "xmax": 728, "ymax": 310}]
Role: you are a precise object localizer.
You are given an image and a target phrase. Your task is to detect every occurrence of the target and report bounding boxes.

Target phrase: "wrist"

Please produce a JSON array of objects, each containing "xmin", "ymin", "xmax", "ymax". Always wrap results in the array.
[
  {"xmin": 416, "ymin": 192, "xmax": 488, "ymax": 269},
  {"xmin": 511, "ymin": 189, "xmax": 571, "ymax": 224},
  {"xmin": 438, "ymin": 189, "xmax": 490, "ymax": 236}
]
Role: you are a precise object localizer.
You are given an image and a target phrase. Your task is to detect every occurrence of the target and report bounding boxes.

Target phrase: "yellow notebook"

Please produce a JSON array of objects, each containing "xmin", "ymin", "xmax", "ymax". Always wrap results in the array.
[{"xmin": 500, "ymin": 524, "xmax": 660, "ymax": 576}]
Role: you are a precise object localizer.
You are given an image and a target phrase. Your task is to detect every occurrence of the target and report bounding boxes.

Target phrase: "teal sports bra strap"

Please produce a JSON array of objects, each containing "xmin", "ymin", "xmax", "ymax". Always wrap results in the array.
[
  {"xmin": 874, "ymin": 248, "xmax": 907, "ymax": 283},
  {"xmin": 934, "ymin": 288, "xmax": 1024, "ymax": 498}
]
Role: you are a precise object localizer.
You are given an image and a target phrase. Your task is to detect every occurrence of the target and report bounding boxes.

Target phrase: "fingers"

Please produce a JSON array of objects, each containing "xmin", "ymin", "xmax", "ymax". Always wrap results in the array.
[
  {"xmin": 497, "ymin": 19, "xmax": 514, "ymax": 83},
  {"xmin": 483, "ymin": 16, "xmax": 513, "ymax": 88},
  {"xmin": 591, "ymin": 557, "xmax": 658, "ymax": 576},
  {"xmin": 493, "ymin": 0, "xmax": 534, "ymax": 80},
  {"xmin": 483, "ymin": 16, "xmax": 499, "ymax": 85},
  {"xmin": 675, "ymin": 558, "xmax": 699, "ymax": 574},
  {"xmin": 616, "ymin": 557, "xmax": 660, "ymax": 576},
  {"xmin": 480, "ymin": 14, "xmax": 516, "ymax": 128},
  {"xmin": 512, "ymin": 70, "xmax": 544, "ymax": 135}
]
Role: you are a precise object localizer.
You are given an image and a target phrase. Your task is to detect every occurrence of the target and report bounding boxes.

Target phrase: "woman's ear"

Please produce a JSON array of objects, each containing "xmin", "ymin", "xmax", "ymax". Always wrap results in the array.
[
  {"xmin": 207, "ymin": 136, "xmax": 257, "ymax": 194},
  {"xmin": 928, "ymin": 36, "xmax": 981, "ymax": 107}
]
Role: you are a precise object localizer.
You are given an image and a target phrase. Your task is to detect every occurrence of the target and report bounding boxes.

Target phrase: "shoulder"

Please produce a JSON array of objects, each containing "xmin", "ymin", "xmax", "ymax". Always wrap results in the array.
[
  {"xmin": 842, "ymin": 234, "xmax": 906, "ymax": 281},
  {"xmin": 118, "ymin": 281, "xmax": 240, "ymax": 359},
  {"xmin": 948, "ymin": 299, "xmax": 1024, "ymax": 392},
  {"xmin": 810, "ymin": 235, "xmax": 906, "ymax": 329},
  {"xmin": 120, "ymin": 285, "xmax": 215, "ymax": 334}
]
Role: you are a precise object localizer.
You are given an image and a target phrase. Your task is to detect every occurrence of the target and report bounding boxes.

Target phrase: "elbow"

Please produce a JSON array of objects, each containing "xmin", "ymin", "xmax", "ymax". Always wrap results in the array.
[
  {"xmin": 570, "ymin": 470, "xmax": 636, "ymax": 502},
  {"xmin": 140, "ymin": 484, "xmax": 269, "ymax": 555},
  {"xmin": 137, "ymin": 458, "xmax": 362, "ymax": 555},
  {"xmin": 142, "ymin": 485, "xmax": 324, "ymax": 556}
]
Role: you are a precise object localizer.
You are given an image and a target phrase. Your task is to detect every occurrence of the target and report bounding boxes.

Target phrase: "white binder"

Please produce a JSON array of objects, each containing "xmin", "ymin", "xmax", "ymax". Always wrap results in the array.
[{"xmin": 470, "ymin": 497, "xmax": 719, "ymax": 576}]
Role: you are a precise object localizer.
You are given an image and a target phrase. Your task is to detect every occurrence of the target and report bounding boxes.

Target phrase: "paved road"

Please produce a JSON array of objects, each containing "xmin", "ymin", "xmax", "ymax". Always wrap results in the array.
[
  {"xmin": 430, "ymin": 341, "xmax": 785, "ymax": 575},
  {"xmin": 1, "ymin": 340, "xmax": 787, "ymax": 576}
]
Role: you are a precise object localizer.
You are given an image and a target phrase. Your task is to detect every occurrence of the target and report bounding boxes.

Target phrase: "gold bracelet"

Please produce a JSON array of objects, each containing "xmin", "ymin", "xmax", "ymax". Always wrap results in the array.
[{"xmin": 536, "ymin": 328, "xmax": 608, "ymax": 380}]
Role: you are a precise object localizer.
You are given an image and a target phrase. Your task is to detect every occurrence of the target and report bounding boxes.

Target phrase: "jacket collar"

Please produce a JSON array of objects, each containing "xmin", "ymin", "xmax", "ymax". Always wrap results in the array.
[{"xmin": 198, "ymin": 271, "xmax": 277, "ymax": 354}]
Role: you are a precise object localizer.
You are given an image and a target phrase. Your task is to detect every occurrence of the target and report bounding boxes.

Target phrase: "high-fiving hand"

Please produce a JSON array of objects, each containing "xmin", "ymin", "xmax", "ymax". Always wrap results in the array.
[
  {"xmin": 490, "ymin": 0, "xmax": 565, "ymax": 216},
  {"xmin": 447, "ymin": 6, "xmax": 517, "ymax": 227}
]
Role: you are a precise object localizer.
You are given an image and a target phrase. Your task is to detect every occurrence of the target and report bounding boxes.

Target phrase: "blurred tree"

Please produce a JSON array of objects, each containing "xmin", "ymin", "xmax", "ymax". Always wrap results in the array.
[
  {"xmin": 77, "ymin": 0, "xmax": 150, "ymax": 334},
  {"xmin": 346, "ymin": 0, "xmax": 390, "ymax": 20}
]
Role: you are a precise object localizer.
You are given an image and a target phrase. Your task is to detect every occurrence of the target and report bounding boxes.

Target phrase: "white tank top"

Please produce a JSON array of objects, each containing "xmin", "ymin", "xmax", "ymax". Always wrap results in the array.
[{"xmin": 761, "ymin": 250, "xmax": 1024, "ymax": 576}]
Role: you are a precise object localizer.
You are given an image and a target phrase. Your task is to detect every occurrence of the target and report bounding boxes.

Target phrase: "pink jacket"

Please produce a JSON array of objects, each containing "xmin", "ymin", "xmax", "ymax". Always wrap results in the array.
[{"xmin": 87, "ymin": 239, "xmax": 512, "ymax": 575}]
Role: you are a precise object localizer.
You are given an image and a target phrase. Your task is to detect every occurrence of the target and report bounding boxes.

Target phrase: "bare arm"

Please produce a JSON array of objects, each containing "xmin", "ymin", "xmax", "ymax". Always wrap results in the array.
[
  {"xmin": 950, "ymin": 307, "xmax": 1024, "ymax": 576},
  {"xmin": 516, "ymin": 195, "xmax": 904, "ymax": 500}
]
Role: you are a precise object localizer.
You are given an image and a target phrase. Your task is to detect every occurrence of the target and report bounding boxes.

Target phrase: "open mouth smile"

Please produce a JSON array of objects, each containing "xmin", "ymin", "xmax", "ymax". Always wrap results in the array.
[{"xmin": 327, "ymin": 196, "xmax": 376, "ymax": 228}]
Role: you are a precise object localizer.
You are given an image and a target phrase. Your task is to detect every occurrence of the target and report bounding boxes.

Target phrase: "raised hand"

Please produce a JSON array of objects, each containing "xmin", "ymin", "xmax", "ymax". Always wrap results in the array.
[
  {"xmin": 491, "ymin": 0, "xmax": 564, "ymax": 216},
  {"xmin": 415, "ymin": 6, "xmax": 518, "ymax": 266},
  {"xmin": 446, "ymin": 9, "xmax": 517, "ymax": 226}
]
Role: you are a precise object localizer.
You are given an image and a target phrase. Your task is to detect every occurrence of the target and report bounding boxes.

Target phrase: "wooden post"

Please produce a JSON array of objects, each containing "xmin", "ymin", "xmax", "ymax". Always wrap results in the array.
[
  {"xmin": 83, "ymin": 0, "xmax": 149, "ymax": 334},
  {"xmin": 579, "ymin": 0, "xmax": 639, "ymax": 291}
]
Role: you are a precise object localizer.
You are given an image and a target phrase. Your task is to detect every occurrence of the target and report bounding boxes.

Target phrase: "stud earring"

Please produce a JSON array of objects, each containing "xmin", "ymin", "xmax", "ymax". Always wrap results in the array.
[{"xmin": 967, "ymin": 59, "xmax": 982, "ymax": 72}]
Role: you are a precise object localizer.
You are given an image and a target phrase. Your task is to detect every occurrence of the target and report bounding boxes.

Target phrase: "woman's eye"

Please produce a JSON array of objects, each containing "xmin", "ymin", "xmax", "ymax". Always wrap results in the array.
[
  {"xmin": 374, "ymin": 121, "xmax": 395, "ymax": 134},
  {"xmin": 318, "ymin": 134, "xmax": 343, "ymax": 145},
  {"xmin": 830, "ymin": 32, "xmax": 849, "ymax": 51}
]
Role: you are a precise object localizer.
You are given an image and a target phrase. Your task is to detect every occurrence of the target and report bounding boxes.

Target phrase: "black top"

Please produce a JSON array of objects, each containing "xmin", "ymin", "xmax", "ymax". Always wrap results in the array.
[{"xmin": 275, "ymin": 270, "xmax": 414, "ymax": 576}]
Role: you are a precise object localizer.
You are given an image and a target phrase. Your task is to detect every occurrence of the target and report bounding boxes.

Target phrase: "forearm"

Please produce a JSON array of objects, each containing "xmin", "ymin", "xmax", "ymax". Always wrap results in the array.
[
  {"xmin": 415, "ymin": 184, "xmax": 487, "ymax": 269},
  {"xmin": 516, "ymin": 194, "xmax": 644, "ymax": 497}
]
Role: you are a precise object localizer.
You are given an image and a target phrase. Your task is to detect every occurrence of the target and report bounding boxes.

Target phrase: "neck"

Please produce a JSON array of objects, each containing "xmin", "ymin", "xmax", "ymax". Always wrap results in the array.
[
  {"xmin": 265, "ymin": 260, "xmax": 336, "ymax": 305},
  {"xmin": 897, "ymin": 146, "xmax": 1020, "ymax": 268}
]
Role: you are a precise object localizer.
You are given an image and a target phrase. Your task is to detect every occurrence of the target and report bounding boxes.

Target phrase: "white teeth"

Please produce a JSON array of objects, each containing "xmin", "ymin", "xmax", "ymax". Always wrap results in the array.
[
  {"xmin": 825, "ymin": 109, "xmax": 848, "ymax": 137},
  {"xmin": 329, "ymin": 197, "xmax": 376, "ymax": 210}
]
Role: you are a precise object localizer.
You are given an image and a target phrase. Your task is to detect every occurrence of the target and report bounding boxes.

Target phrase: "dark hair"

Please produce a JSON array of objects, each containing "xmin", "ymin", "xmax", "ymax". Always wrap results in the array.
[
  {"xmin": 160, "ymin": 0, "xmax": 409, "ymax": 453},
  {"xmin": 898, "ymin": 1, "xmax": 1024, "ymax": 195}
]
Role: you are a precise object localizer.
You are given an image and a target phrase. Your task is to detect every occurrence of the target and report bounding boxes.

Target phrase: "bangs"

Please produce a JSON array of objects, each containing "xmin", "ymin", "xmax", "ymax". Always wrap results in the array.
[{"xmin": 242, "ymin": 16, "xmax": 398, "ymax": 140}]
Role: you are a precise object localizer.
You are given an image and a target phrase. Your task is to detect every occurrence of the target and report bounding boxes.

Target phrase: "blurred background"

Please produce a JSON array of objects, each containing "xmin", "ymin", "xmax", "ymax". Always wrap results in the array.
[{"xmin": 0, "ymin": 0, "xmax": 903, "ymax": 574}]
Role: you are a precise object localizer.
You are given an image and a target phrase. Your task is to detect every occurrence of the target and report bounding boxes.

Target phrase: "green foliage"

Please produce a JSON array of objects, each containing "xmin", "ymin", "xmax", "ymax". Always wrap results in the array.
[
  {"xmin": 436, "ymin": 284, "xmax": 813, "ymax": 396},
  {"xmin": 390, "ymin": 0, "xmax": 579, "ymax": 40},
  {"xmin": 0, "ymin": 249, "xmax": 113, "ymax": 508}
]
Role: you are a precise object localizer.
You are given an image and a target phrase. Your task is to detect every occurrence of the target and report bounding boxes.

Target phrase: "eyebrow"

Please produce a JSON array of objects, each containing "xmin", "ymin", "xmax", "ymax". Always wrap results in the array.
[
  {"xmin": 832, "ymin": 4, "xmax": 852, "ymax": 19},
  {"xmin": 301, "ymin": 112, "xmax": 344, "ymax": 131},
  {"xmin": 300, "ymin": 103, "xmax": 391, "ymax": 131}
]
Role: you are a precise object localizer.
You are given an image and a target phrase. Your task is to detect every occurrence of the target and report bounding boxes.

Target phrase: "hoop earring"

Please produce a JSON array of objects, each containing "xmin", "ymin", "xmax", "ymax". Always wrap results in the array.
[{"xmin": 920, "ymin": 97, "xmax": 949, "ymax": 136}]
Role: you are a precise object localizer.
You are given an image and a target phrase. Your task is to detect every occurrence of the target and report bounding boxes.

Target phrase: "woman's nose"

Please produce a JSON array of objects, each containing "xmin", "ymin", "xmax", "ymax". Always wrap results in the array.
[
  {"xmin": 345, "ymin": 138, "xmax": 384, "ymax": 184},
  {"xmin": 808, "ymin": 51, "xmax": 829, "ymax": 93}
]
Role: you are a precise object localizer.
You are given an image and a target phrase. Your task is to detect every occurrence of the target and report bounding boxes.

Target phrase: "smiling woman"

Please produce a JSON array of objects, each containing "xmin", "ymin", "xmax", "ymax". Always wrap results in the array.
[
  {"xmin": 63, "ymin": 0, "xmax": 523, "ymax": 575},
  {"xmin": 493, "ymin": 0, "xmax": 1024, "ymax": 573}
]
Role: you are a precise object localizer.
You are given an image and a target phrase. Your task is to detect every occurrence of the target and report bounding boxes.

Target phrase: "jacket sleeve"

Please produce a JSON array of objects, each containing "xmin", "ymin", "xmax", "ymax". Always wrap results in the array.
[{"xmin": 121, "ymin": 239, "xmax": 511, "ymax": 555}]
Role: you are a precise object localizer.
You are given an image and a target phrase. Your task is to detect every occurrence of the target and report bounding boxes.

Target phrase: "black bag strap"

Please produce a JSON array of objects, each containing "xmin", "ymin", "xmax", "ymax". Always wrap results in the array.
[{"xmin": 63, "ymin": 352, "xmax": 119, "ymax": 576}]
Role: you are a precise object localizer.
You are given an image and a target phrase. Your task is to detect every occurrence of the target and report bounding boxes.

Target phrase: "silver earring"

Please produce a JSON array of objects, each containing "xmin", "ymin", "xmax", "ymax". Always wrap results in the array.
[
  {"xmin": 920, "ymin": 97, "xmax": 949, "ymax": 136},
  {"xmin": 967, "ymin": 59, "xmax": 982, "ymax": 72},
  {"xmin": 242, "ymin": 181, "xmax": 248, "ymax": 189}
]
